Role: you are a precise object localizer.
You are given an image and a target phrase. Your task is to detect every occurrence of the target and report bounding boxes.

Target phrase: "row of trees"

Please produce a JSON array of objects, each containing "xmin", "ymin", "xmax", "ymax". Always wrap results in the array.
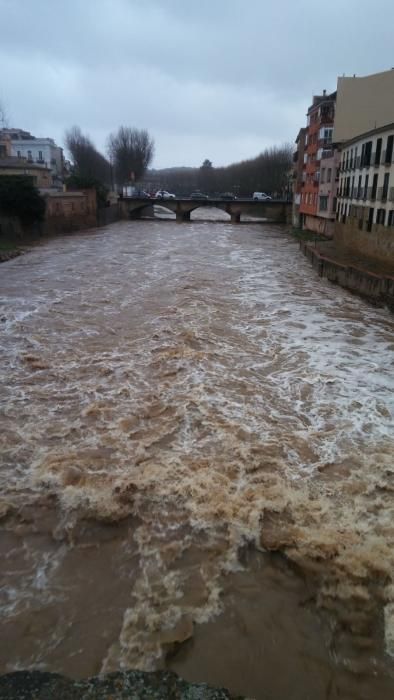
[
  {"xmin": 199, "ymin": 146, "xmax": 293, "ymax": 197},
  {"xmin": 65, "ymin": 126, "xmax": 291, "ymax": 199},
  {"xmin": 144, "ymin": 146, "xmax": 293, "ymax": 198},
  {"xmin": 64, "ymin": 126, "xmax": 155, "ymax": 192}
]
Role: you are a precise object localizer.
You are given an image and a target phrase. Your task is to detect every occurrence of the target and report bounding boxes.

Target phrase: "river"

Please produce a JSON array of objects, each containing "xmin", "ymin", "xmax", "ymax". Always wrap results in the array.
[{"xmin": 1, "ymin": 211, "xmax": 394, "ymax": 699}]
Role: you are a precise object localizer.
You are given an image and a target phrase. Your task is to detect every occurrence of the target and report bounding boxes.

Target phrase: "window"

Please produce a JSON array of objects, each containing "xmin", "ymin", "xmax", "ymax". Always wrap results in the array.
[
  {"xmin": 38, "ymin": 150, "xmax": 43, "ymax": 161},
  {"xmin": 360, "ymin": 143, "xmax": 365, "ymax": 168},
  {"xmin": 388, "ymin": 210, "xmax": 394, "ymax": 227},
  {"xmin": 17, "ymin": 150, "xmax": 21, "ymax": 158},
  {"xmin": 319, "ymin": 196, "xmax": 328, "ymax": 211},
  {"xmin": 382, "ymin": 173, "xmax": 390, "ymax": 201},
  {"xmin": 376, "ymin": 208, "xmax": 386, "ymax": 226},
  {"xmin": 367, "ymin": 207, "xmax": 374, "ymax": 232},
  {"xmin": 371, "ymin": 174, "xmax": 378, "ymax": 200},
  {"xmin": 351, "ymin": 176, "xmax": 355, "ymax": 198},
  {"xmin": 364, "ymin": 141, "xmax": 372, "ymax": 167},
  {"xmin": 375, "ymin": 138, "xmax": 382, "ymax": 165},
  {"xmin": 327, "ymin": 168, "xmax": 332, "ymax": 182},
  {"xmin": 321, "ymin": 168, "xmax": 326, "ymax": 184},
  {"xmin": 385, "ymin": 135, "xmax": 394, "ymax": 164},
  {"xmin": 319, "ymin": 127, "xmax": 333, "ymax": 144},
  {"xmin": 364, "ymin": 174, "xmax": 369, "ymax": 200},
  {"xmin": 27, "ymin": 150, "xmax": 32, "ymax": 161},
  {"xmin": 357, "ymin": 175, "xmax": 362, "ymax": 198}
]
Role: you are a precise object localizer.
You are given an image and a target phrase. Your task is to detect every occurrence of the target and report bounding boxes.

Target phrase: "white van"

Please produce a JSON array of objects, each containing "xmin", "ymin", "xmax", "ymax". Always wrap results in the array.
[{"xmin": 253, "ymin": 192, "xmax": 272, "ymax": 200}]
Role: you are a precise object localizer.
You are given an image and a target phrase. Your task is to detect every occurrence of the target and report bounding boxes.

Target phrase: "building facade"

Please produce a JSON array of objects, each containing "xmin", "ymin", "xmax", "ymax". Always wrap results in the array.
[
  {"xmin": 298, "ymin": 90, "xmax": 337, "ymax": 235},
  {"xmin": 292, "ymin": 128, "xmax": 306, "ymax": 227},
  {"xmin": 335, "ymin": 123, "xmax": 394, "ymax": 262},
  {"xmin": 0, "ymin": 128, "xmax": 64, "ymax": 186},
  {"xmin": 0, "ymin": 158, "xmax": 52, "ymax": 188},
  {"xmin": 333, "ymin": 69, "xmax": 394, "ymax": 145}
]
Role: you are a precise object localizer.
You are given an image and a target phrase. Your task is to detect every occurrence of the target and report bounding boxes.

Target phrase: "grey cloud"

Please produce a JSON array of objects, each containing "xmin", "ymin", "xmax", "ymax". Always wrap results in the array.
[{"xmin": 1, "ymin": 0, "xmax": 394, "ymax": 167}]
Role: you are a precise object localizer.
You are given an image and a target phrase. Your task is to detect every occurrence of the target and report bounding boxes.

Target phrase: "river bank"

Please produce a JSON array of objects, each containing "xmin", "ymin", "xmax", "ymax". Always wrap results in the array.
[
  {"xmin": 0, "ymin": 669, "xmax": 242, "ymax": 699},
  {"xmin": 296, "ymin": 232, "xmax": 394, "ymax": 310}
]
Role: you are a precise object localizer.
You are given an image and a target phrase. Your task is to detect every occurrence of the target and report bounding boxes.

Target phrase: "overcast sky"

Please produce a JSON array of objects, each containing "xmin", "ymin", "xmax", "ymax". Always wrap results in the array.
[{"xmin": 1, "ymin": 0, "xmax": 394, "ymax": 168}]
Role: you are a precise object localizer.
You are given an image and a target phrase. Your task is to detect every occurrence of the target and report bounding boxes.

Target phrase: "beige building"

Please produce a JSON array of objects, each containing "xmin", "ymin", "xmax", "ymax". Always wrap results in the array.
[
  {"xmin": 333, "ymin": 69, "xmax": 394, "ymax": 144},
  {"xmin": 335, "ymin": 122, "xmax": 394, "ymax": 262},
  {"xmin": 0, "ymin": 133, "xmax": 11, "ymax": 158},
  {"xmin": 0, "ymin": 157, "xmax": 52, "ymax": 187}
]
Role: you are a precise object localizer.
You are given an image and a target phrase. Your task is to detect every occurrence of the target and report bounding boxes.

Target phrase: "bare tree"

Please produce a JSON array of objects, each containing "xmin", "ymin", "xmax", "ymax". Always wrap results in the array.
[
  {"xmin": 65, "ymin": 126, "xmax": 111, "ymax": 185},
  {"xmin": 107, "ymin": 126, "xmax": 154, "ymax": 185},
  {"xmin": 0, "ymin": 99, "xmax": 9, "ymax": 128}
]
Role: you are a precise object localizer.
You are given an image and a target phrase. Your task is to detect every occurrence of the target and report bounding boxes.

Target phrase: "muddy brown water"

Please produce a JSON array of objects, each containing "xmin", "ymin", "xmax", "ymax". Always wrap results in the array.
[{"xmin": 1, "ymin": 211, "xmax": 394, "ymax": 699}]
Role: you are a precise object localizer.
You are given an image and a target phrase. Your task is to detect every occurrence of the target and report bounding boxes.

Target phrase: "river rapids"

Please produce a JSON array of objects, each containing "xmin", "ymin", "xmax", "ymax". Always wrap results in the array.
[{"xmin": 1, "ymin": 212, "xmax": 394, "ymax": 698}]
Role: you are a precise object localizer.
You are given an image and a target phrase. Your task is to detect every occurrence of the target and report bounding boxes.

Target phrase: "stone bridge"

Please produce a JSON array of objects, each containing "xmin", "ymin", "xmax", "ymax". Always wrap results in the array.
[{"xmin": 119, "ymin": 197, "xmax": 292, "ymax": 224}]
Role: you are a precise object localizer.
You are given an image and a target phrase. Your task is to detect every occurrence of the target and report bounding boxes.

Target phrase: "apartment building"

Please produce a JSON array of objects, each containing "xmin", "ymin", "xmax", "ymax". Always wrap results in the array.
[
  {"xmin": 292, "ymin": 127, "xmax": 306, "ymax": 227},
  {"xmin": 0, "ymin": 128, "xmax": 64, "ymax": 187},
  {"xmin": 335, "ymin": 123, "xmax": 394, "ymax": 262},
  {"xmin": 333, "ymin": 69, "xmax": 394, "ymax": 144},
  {"xmin": 297, "ymin": 90, "xmax": 337, "ymax": 235}
]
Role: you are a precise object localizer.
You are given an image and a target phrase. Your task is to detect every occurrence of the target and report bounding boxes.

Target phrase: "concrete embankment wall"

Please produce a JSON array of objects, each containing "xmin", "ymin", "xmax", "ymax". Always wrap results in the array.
[
  {"xmin": 300, "ymin": 241, "xmax": 394, "ymax": 311},
  {"xmin": 334, "ymin": 219, "xmax": 394, "ymax": 265},
  {"xmin": 0, "ymin": 203, "xmax": 122, "ymax": 259},
  {"xmin": 303, "ymin": 214, "xmax": 335, "ymax": 238}
]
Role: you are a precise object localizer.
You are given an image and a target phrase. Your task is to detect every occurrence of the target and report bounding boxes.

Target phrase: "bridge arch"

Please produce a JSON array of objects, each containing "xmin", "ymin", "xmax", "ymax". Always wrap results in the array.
[{"xmin": 120, "ymin": 197, "xmax": 291, "ymax": 224}]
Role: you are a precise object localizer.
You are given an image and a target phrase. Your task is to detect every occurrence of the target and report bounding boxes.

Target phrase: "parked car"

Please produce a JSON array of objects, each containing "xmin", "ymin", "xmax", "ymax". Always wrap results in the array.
[
  {"xmin": 190, "ymin": 191, "xmax": 209, "ymax": 199},
  {"xmin": 131, "ymin": 190, "xmax": 150, "ymax": 198},
  {"xmin": 155, "ymin": 190, "xmax": 176, "ymax": 199},
  {"xmin": 122, "ymin": 186, "xmax": 151, "ymax": 198},
  {"xmin": 252, "ymin": 192, "xmax": 272, "ymax": 200},
  {"xmin": 219, "ymin": 192, "xmax": 236, "ymax": 200}
]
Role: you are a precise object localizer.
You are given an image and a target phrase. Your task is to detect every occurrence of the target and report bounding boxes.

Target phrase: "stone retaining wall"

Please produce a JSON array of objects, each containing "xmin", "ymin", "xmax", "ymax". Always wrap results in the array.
[{"xmin": 300, "ymin": 241, "xmax": 394, "ymax": 311}]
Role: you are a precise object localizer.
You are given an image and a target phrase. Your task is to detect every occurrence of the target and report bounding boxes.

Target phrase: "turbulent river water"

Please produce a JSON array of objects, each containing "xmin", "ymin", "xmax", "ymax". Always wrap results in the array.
[{"xmin": 1, "ymin": 210, "xmax": 394, "ymax": 699}]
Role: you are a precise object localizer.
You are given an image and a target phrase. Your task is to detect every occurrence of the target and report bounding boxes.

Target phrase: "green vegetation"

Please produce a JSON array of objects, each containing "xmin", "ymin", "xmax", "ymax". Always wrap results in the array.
[
  {"xmin": 290, "ymin": 228, "xmax": 326, "ymax": 242},
  {"xmin": 65, "ymin": 175, "xmax": 108, "ymax": 208},
  {"xmin": 0, "ymin": 176, "xmax": 45, "ymax": 224},
  {"xmin": 0, "ymin": 239, "xmax": 19, "ymax": 251}
]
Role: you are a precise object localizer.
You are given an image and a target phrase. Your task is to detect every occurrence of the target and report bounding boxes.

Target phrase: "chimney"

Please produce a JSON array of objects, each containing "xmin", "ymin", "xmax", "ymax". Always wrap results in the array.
[{"xmin": 323, "ymin": 89, "xmax": 326, "ymax": 97}]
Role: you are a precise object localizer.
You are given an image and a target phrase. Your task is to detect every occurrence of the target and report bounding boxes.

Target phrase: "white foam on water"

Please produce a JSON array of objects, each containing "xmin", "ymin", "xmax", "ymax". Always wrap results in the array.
[{"xmin": 1, "ymin": 221, "xmax": 394, "ymax": 670}]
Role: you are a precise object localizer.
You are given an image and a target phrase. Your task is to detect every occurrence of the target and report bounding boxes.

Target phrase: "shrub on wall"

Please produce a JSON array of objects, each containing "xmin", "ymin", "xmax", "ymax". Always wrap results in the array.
[
  {"xmin": 0, "ymin": 176, "xmax": 46, "ymax": 224},
  {"xmin": 65, "ymin": 175, "xmax": 108, "ymax": 208}
]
